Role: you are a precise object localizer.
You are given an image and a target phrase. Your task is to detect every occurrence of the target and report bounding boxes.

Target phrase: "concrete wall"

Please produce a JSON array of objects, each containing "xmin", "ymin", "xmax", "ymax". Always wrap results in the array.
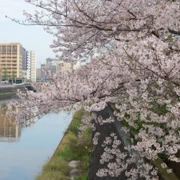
[
  {"xmin": 0, "ymin": 86, "xmax": 25, "ymax": 100},
  {"xmin": 89, "ymin": 107, "xmax": 179, "ymax": 180}
]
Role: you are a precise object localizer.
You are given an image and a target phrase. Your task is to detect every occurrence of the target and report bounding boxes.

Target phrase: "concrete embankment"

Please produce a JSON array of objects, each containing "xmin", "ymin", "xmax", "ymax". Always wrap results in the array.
[
  {"xmin": 89, "ymin": 107, "xmax": 179, "ymax": 180},
  {"xmin": 0, "ymin": 85, "xmax": 25, "ymax": 101}
]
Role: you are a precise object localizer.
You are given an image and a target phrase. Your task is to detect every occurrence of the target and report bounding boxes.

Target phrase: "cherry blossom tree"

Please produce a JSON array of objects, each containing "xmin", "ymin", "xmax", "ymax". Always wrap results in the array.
[{"xmin": 7, "ymin": 0, "xmax": 180, "ymax": 179}]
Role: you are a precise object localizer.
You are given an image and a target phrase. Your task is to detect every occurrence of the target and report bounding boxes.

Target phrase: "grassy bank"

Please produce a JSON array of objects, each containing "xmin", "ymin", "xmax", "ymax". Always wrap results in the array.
[{"xmin": 36, "ymin": 109, "xmax": 93, "ymax": 180}]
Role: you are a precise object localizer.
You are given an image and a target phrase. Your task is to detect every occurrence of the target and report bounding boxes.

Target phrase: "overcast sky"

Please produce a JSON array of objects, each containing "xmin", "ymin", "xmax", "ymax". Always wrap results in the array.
[{"xmin": 0, "ymin": 0, "xmax": 55, "ymax": 68}]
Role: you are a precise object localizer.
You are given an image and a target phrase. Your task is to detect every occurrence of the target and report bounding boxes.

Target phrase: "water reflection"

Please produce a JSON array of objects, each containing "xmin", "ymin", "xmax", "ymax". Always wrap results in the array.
[
  {"xmin": 0, "ymin": 108, "xmax": 21, "ymax": 142},
  {"xmin": 0, "ymin": 104, "xmax": 73, "ymax": 180}
]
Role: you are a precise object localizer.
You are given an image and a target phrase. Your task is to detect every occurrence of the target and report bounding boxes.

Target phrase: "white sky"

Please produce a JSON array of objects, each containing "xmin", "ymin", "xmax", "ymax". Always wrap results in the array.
[{"xmin": 0, "ymin": 0, "xmax": 55, "ymax": 68}]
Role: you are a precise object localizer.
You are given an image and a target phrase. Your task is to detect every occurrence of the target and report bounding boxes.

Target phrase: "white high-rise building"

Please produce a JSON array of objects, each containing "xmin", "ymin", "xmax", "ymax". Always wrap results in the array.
[{"xmin": 27, "ymin": 51, "xmax": 36, "ymax": 82}]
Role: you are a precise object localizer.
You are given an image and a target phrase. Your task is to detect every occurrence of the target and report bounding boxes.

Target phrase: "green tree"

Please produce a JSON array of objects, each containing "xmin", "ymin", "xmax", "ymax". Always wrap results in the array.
[{"xmin": 3, "ymin": 69, "xmax": 8, "ymax": 81}]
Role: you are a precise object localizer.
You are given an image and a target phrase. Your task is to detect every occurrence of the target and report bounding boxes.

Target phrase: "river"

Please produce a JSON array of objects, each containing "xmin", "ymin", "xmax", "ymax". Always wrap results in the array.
[{"xmin": 0, "ymin": 105, "xmax": 73, "ymax": 180}]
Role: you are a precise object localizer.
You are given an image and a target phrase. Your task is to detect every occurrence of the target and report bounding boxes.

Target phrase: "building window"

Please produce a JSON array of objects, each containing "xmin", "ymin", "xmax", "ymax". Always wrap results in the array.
[
  {"xmin": 7, "ymin": 46, "xmax": 11, "ymax": 54},
  {"xmin": 12, "ymin": 46, "xmax": 17, "ymax": 53},
  {"xmin": 2, "ymin": 46, "xmax": 6, "ymax": 54}
]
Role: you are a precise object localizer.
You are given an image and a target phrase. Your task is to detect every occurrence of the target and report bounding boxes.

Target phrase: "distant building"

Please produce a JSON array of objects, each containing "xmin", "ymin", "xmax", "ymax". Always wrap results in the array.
[
  {"xmin": 40, "ymin": 64, "xmax": 46, "ymax": 80},
  {"xmin": 40, "ymin": 58, "xmax": 59, "ymax": 81},
  {"xmin": 40, "ymin": 58, "xmax": 75, "ymax": 81},
  {"xmin": 46, "ymin": 58, "xmax": 59, "ymax": 66},
  {"xmin": 36, "ymin": 68, "xmax": 41, "ymax": 81},
  {"xmin": 45, "ymin": 58, "xmax": 73, "ymax": 74},
  {"xmin": 0, "ymin": 43, "xmax": 24, "ymax": 81},
  {"xmin": 46, "ymin": 58, "xmax": 59, "ymax": 74}
]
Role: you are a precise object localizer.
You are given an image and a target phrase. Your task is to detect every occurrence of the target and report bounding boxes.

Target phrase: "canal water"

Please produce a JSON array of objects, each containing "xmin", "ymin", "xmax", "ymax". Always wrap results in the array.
[{"xmin": 0, "ymin": 106, "xmax": 73, "ymax": 180}]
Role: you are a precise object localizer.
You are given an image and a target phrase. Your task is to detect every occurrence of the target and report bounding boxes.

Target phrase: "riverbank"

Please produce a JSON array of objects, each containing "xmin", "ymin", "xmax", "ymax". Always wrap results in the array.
[
  {"xmin": 36, "ymin": 109, "xmax": 93, "ymax": 180},
  {"xmin": 0, "ymin": 84, "xmax": 25, "ymax": 100},
  {"xmin": 35, "ymin": 107, "xmax": 180, "ymax": 180}
]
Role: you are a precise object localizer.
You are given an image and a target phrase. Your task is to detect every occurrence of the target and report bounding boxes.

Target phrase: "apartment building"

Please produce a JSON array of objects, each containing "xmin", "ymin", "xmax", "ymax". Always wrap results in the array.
[{"xmin": 0, "ymin": 43, "xmax": 24, "ymax": 80}]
